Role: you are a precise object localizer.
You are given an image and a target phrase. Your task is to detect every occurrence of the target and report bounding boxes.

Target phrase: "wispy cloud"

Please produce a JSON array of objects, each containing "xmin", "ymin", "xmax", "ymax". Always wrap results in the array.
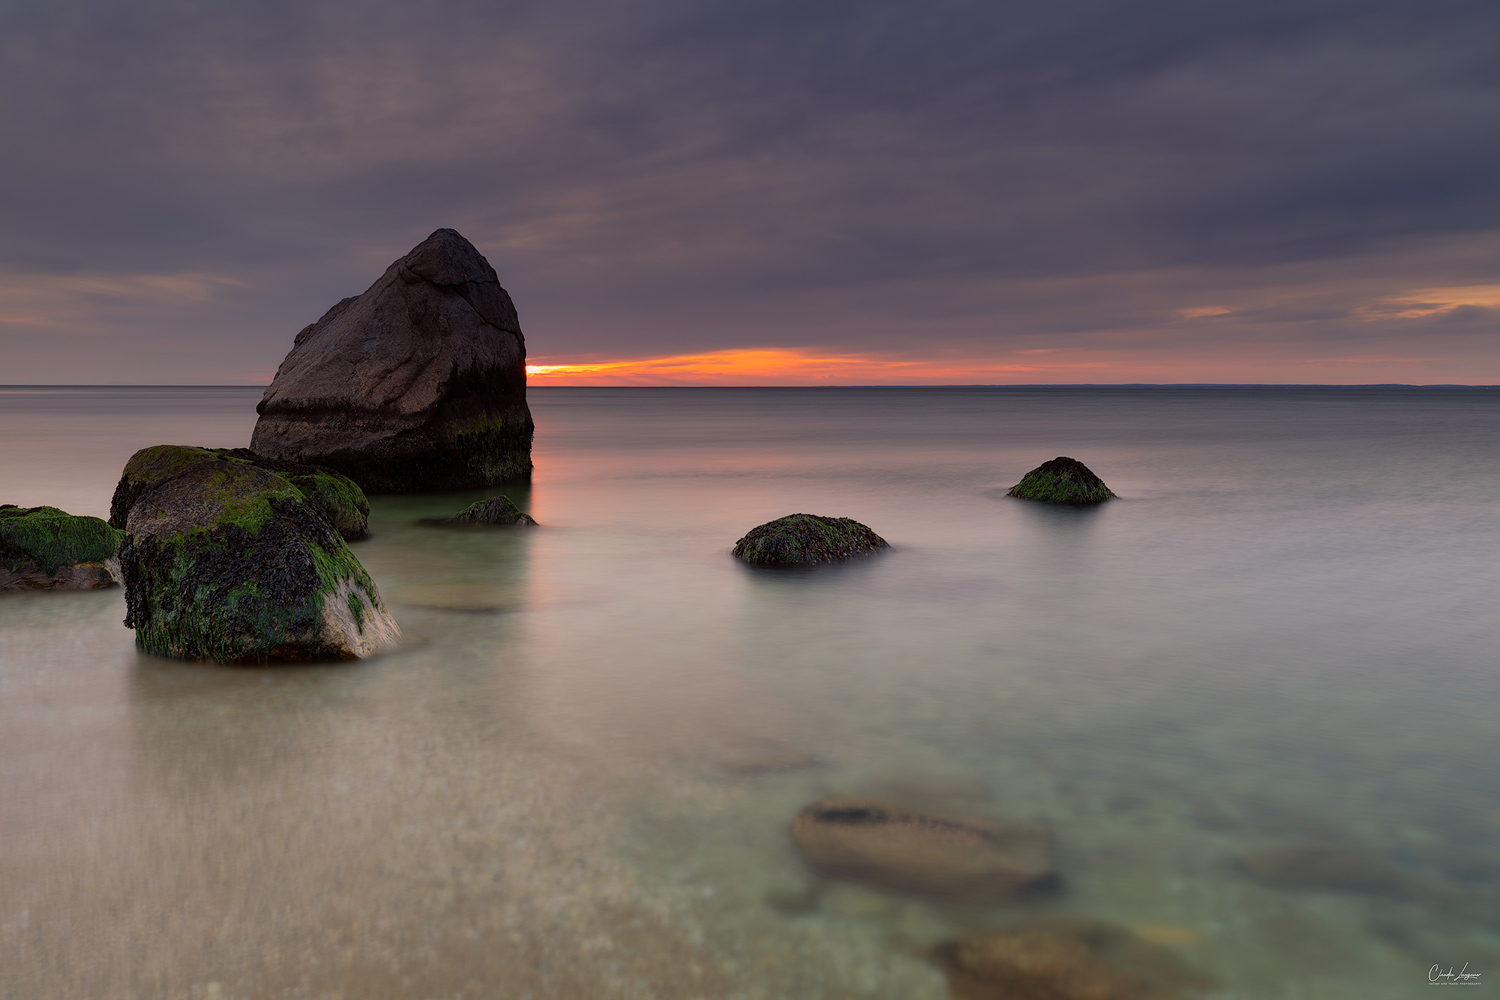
[{"xmin": 1356, "ymin": 285, "xmax": 1500, "ymax": 320}]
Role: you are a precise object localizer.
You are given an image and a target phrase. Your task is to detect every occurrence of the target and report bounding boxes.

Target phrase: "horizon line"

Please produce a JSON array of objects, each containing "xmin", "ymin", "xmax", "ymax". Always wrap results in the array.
[{"xmin": 3, "ymin": 382, "xmax": 1499, "ymax": 390}]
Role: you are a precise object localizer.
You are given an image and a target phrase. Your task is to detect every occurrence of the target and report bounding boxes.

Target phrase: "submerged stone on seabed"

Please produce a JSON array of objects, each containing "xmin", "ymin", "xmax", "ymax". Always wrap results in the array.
[
  {"xmin": 120, "ymin": 459, "xmax": 400, "ymax": 663},
  {"xmin": 936, "ymin": 918, "xmax": 1213, "ymax": 1000},
  {"xmin": 0, "ymin": 504, "xmax": 123, "ymax": 591},
  {"xmin": 1007, "ymin": 456, "xmax": 1116, "ymax": 505},
  {"xmin": 791, "ymin": 795, "xmax": 1055, "ymax": 900},
  {"xmin": 420, "ymin": 495, "xmax": 537, "ymax": 526},
  {"xmin": 109, "ymin": 444, "xmax": 372, "ymax": 541},
  {"xmin": 732, "ymin": 513, "xmax": 888, "ymax": 567}
]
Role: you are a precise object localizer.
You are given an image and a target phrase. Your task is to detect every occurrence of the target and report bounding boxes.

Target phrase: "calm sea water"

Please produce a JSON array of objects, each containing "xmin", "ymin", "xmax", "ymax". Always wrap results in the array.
[{"xmin": 2, "ymin": 385, "xmax": 1498, "ymax": 999}]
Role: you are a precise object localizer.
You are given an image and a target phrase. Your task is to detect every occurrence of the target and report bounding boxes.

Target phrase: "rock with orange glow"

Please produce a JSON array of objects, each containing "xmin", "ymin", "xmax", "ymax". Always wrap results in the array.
[{"xmin": 250, "ymin": 228, "xmax": 532, "ymax": 492}]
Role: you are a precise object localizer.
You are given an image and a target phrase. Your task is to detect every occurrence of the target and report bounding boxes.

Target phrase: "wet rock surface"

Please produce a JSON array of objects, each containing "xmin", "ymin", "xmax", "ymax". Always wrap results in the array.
[
  {"xmin": 1233, "ymin": 844, "xmax": 1401, "ymax": 893},
  {"xmin": 792, "ymin": 796, "xmax": 1054, "ymax": 899},
  {"xmin": 732, "ymin": 513, "xmax": 888, "ymax": 567},
  {"xmin": 938, "ymin": 918, "xmax": 1211, "ymax": 1000},
  {"xmin": 420, "ymin": 494, "xmax": 536, "ymax": 526},
  {"xmin": 0, "ymin": 504, "xmax": 123, "ymax": 590},
  {"xmin": 250, "ymin": 228, "xmax": 533, "ymax": 492},
  {"xmin": 110, "ymin": 444, "xmax": 371, "ymax": 541},
  {"xmin": 121, "ymin": 460, "xmax": 399, "ymax": 663},
  {"xmin": 1007, "ymin": 457, "xmax": 1116, "ymax": 505}
]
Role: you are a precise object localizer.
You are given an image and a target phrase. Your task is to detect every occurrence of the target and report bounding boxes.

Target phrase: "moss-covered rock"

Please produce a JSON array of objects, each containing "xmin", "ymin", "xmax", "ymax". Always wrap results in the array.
[
  {"xmin": 422, "ymin": 494, "xmax": 537, "ymax": 527},
  {"xmin": 110, "ymin": 445, "xmax": 370, "ymax": 540},
  {"xmin": 0, "ymin": 504, "xmax": 123, "ymax": 590},
  {"xmin": 732, "ymin": 513, "xmax": 887, "ymax": 568},
  {"xmin": 1006, "ymin": 457, "xmax": 1116, "ymax": 505},
  {"xmin": 120, "ymin": 461, "xmax": 399, "ymax": 663}
]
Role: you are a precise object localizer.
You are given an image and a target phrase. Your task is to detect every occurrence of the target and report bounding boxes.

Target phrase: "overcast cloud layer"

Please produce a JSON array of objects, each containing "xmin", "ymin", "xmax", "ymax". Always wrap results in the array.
[{"xmin": 2, "ymin": 0, "xmax": 1498, "ymax": 382}]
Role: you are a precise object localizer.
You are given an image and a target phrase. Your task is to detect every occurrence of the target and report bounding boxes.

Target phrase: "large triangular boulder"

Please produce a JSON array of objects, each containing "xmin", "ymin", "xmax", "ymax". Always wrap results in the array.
[{"xmin": 250, "ymin": 228, "xmax": 533, "ymax": 492}]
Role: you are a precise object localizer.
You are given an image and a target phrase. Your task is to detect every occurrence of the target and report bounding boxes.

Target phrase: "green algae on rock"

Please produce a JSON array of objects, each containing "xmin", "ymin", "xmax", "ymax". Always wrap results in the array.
[
  {"xmin": 732, "ymin": 514, "xmax": 887, "ymax": 568},
  {"xmin": 1007, "ymin": 456, "xmax": 1116, "ymax": 505},
  {"xmin": 120, "ymin": 461, "xmax": 399, "ymax": 663},
  {"xmin": 110, "ymin": 445, "xmax": 371, "ymax": 541},
  {"xmin": 0, "ymin": 504, "xmax": 123, "ymax": 590},
  {"xmin": 421, "ymin": 494, "xmax": 537, "ymax": 527}
]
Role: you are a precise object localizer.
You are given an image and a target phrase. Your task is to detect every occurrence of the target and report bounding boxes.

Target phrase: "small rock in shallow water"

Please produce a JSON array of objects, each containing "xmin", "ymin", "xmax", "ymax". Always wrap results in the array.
[
  {"xmin": 420, "ymin": 495, "xmax": 536, "ymax": 526},
  {"xmin": 1233, "ymin": 844, "xmax": 1401, "ymax": 893},
  {"xmin": 732, "ymin": 514, "xmax": 887, "ymax": 568},
  {"xmin": 1007, "ymin": 457, "xmax": 1116, "ymax": 505},
  {"xmin": 792, "ymin": 796, "xmax": 1054, "ymax": 899},
  {"xmin": 0, "ymin": 505, "xmax": 122, "ymax": 591}
]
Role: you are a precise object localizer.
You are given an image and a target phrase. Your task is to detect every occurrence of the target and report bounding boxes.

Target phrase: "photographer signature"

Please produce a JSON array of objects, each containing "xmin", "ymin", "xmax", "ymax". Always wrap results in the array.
[{"xmin": 1430, "ymin": 963, "xmax": 1481, "ymax": 986}]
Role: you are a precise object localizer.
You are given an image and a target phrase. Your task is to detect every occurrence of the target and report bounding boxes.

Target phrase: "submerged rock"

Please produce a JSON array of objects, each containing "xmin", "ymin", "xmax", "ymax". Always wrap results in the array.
[
  {"xmin": 937, "ymin": 919, "xmax": 1210, "ymax": 1000},
  {"xmin": 791, "ymin": 796, "xmax": 1054, "ymax": 899},
  {"xmin": 110, "ymin": 445, "xmax": 371, "ymax": 541},
  {"xmin": 732, "ymin": 514, "xmax": 887, "ymax": 568},
  {"xmin": 0, "ymin": 505, "xmax": 123, "ymax": 590},
  {"xmin": 250, "ymin": 228, "xmax": 533, "ymax": 492},
  {"xmin": 420, "ymin": 495, "xmax": 536, "ymax": 526},
  {"xmin": 121, "ymin": 461, "xmax": 399, "ymax": 663},
  {"xmin": 1007, "ymin": 457, "xmax": 1116, "ymax": 505},
  {"xmin": 1233, "ymin": 844, "xmax": 1400, "ymax": 893}
]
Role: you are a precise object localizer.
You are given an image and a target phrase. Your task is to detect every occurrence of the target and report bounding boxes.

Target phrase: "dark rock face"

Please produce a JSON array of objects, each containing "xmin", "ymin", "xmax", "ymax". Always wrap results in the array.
[
  {"xmin": 110, "ymin": 444, "xmax": 371, "ymax": 541},
  {"xmin": 120, "ymin": 461, "xmax": 399, "ymax": 663},
  {"xmin": 937, "ymin": 919, "xmax": 1211, "ymax": 1000},
  {"xmin": 421, "ymin": 494, "xmax": 537, "ymax": 526},
  {"xmin": 791, "ymin": 796, "xmax": 1054, "ymax": 899},
  {"xmin": 732, "ymin": 514, "xmax": 887, "ymax": 567},
  {"xmin": 0, "ymin": 505, "xmax": 123, "ymax": 590},
  {"xmin": 250, "ymin": 228, "xmax": 533, "ymax": 493},
  {"xmin": 1233, "ymin": 844, "xmax": 1401, "ymax": 893},
  {"xmin": 1007, "ymin": 457, "xmax": 1116, "ymax": 505}
]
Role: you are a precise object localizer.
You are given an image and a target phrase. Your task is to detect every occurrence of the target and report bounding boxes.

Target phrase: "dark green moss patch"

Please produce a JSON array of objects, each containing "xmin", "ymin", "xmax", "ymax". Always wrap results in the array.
[
  {"xmin": 421, "ymin": 494, "xmax": 537, "ymax": 527},
  {"xmin": 110, "ymin": 444, "xmax": 370, "ymax": 540},
  {"xmin": 732, "ymin": 514, "xmax": 888, "ymax": 568},
  {"xmin": 1006, "ymin": 457, "xmax": 1116, "ymax": 505},
  {"xmin": 0, "ymin": 504, "xmax": 122, "ymax": 575}
]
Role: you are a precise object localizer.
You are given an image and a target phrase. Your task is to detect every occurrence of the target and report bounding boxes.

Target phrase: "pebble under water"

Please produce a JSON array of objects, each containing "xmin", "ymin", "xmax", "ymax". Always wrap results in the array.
[{"xmin": 2, "ymin": 384, "xmax": 1498, "ymax": 999}]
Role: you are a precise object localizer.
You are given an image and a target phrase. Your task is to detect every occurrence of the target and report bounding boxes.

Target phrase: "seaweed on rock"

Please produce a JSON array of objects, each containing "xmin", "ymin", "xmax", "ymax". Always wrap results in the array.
[
  {"xmin": 421, "ymin": 495, "xmax": 537, "ymax": 527},
  {"xmin": 1007, "ymin": 457, "xmax": 1116, "ymax": 505},
  {"xmin": 0, "ymin": 505, "xmax": 123, "ymax": 589},
  {"xmin": 732, "ymin": 514, "xmax": 887, "ymax": 568},
  {"xmin": 121, "ymin": 461, "xmax": 397, "ymax": 663},
  {"xmin": 110, "ymin": 444, "xmax": 370, "ymax": 540}
]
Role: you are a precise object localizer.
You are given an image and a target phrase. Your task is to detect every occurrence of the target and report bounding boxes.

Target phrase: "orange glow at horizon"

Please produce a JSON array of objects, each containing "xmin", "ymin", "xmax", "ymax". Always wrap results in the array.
[{"xmin": 523, "ymin": 348, "xmax": 1074, "ymax": 385}]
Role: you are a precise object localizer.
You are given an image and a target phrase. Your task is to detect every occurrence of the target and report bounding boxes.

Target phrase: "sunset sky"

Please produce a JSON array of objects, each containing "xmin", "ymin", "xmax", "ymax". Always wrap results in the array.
[{"xmin": 3, "ymin": 0, "xmax": 1498, "ymax": 385}]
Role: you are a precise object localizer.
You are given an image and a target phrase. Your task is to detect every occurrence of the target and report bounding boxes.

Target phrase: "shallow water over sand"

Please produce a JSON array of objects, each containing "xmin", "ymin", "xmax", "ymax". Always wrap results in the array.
[{"xmin": 3, "ymin": 385, "xmax": 1499, "ymax": 998}]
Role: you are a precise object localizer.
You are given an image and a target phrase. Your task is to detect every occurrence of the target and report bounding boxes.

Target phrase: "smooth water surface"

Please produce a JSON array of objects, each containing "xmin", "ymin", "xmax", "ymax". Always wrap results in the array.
[{"xmin": 2, "ymin": 386, "xmax": 1498, "ymax": 999}]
